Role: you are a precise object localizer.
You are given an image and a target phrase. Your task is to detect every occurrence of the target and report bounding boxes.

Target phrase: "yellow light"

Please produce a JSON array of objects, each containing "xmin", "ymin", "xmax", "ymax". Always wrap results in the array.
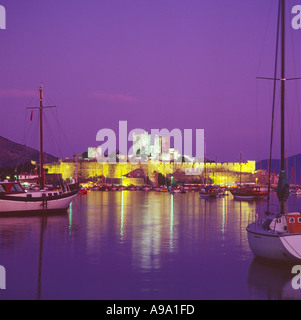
[{"xmin": 44, "ymin": 159, "xmax": 256, "ymax": 184}]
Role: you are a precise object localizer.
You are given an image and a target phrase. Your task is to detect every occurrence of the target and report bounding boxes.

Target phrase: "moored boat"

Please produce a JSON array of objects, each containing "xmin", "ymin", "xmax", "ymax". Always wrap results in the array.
[
  {"xmin": 141, "ymin": 185, "xmax": 151, "ymax": 191},
  {"xmin": 89, "ymin": 186, "xmax": 100, "ymax": 191},
  {"xmin": 199, "ymin": 186, "xmax": 221, "ymax": 199},
  {"xmin": 152, "ymin": 186, "xmax": 161, "ymax": 192},
  {"xmin": 230, "ymin": 186, "xmax": 267, "ymax": 200},
  {"xmin": 290, "ymin": 187, "xmax": 301, "ymax": 195},
  {"xmin": 160, "ymin": 187, "xmax": 168, "ymax": 192},
  {"xmin": 0, "ymin": 84, "xmax": 78, "ymax": 215},
  {"xmin": 126, "ymin": 185, "xmax": 137, "ymax": 191},
  {"xmin": 79, "ymin": 187, "xmax": 88, "ymax": 195},
  {"xmin": 246, "ymin": 0, "xmax": 301, "ymax": 263},
  {"xmin": 0, "ymin": 181, "xmax": 77, "ymax": 215},
  {"xmin": 247, "ymin": 212, "xmax": 301, "ymax": 262}
]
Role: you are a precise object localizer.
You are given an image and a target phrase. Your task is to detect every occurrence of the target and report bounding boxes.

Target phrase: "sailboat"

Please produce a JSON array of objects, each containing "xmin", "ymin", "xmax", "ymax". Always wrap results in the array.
[
  {"xmin": 246, "ymin": 0, "xmax": 301, "ymax": 262},
  {"xmin": 230, "ymin": 152, "xmax": 267, "ymax": 200},
  {"xmin": 0, "ymin": 84, "xmax": 78, "ymax": 215},
  {"xmin": 230, "ymin": 185, "xmax": 267, "ymax": 200},
  {"xmin": 199, "ymin": 185, "xmax": 221, "ymax": 199}
]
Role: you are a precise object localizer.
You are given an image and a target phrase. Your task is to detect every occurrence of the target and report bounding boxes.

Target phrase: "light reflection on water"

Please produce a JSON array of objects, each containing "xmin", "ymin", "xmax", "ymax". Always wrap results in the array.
[{"xmin": 0, "ymin": 191, "xmax": 300, "ymax": 300}]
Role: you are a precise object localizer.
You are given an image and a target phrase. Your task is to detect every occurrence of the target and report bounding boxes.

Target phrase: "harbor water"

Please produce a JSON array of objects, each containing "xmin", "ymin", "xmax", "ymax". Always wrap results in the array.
[{"xmin": 0, "ymin": 190, "xmax": 301, "ymax": 300}]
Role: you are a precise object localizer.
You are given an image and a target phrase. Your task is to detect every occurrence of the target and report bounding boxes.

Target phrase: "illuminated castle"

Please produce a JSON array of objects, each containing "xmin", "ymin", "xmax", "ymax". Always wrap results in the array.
[
  {"xmin": 44, "ymin": 157, "xmax": 257, "ymax": 186},
  {"xmin": 44, "ymin": 132, "xmax": 257, "ymax": 185}
]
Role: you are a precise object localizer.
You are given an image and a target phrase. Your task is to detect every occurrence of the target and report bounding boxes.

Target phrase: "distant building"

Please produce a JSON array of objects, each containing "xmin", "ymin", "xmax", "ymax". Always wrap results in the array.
[
  {"xmin": 132, "ymin": 132, "xmax": 151, "ymax": 157},
  {"xmin": 150, "ymin": 135, "xmax": 162, "ymax": 156},
  {"xmin": 88, "ymin": 147, "xmax": 102, "ymax": 159},
  {"xmin": 18, "ymin": 173, "xmax": 39, "ymax": 183},
  {"xmin": 19, "ymin": 173, "xmax": 63, "ymax": 187},
  {"xmin": 78, "ymin": 131, "xmax": 257, "ymax": 185},
  {"xmin": 161, "ymin": 136, "xmax": 170, "ymax": 154},
  {"xmin": 131, "ymin": 132, "xmax": 180, "ymax": 162},
  {"xmin": 44, "ymin": 156, "xmax": 257, "ymax": 186}
]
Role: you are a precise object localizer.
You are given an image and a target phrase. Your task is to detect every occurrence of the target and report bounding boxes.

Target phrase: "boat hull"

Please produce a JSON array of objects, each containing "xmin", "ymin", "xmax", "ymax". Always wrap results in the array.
[
  {"xmin": 233, "ymin": 195, "xmax": 258, "ymax": 200},
  {"xmin": 0, "ymin": 191, "xmax": 77, "ymax": 215},
  {"xmin": 199, "ymin": 194, "xmax": 219, "ymax": 199},
  {"xmin": 231, "ymin": 192, "xmax": 267, "ymax": 200},
  {"xmin": 247, "ymin": 222, "xmax": 301, "ymax": 263}
]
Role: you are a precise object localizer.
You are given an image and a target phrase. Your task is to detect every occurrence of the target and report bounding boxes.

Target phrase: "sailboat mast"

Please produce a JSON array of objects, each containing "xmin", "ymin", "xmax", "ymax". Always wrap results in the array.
[
  {"xmin": 276, "ymin": 0, "xmax": 290, "ymax": 214},
  {"xmin": 39, "ymin": 84, "xmax": 44, "ymax": 190},
  {"xmin": 240, "ymin": 151, "xmax": 242, "ymax": 186},
  {"xmin": 280, "ymin": 0, "xmax": 285, "ymax": 172}
]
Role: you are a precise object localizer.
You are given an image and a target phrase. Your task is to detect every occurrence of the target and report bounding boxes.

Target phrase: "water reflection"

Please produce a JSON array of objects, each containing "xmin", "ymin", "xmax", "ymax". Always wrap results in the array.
[
  {"xmin": 82, "ymin": 192, "xmax": 257, "ymax": 271},
  {"xmin": 69, "ymin": 202, "xmax": 73, "ymax": 236},
  {"xmin": 222, "ymin": 197, "xmax": 227, "ymax": 237},
  {"xmin": 1, "ymin": 191, "xmax": 301, "ymax": 299},
  {"xmin": 131, "ymin": 192, "xmax": 163, "ymax": 272},
  {"xmin": 0, "ymin": 212, "xmax": 72, "ymax": 300},
  {"xmin": 170, "ymin": 194, "xmax": 174, "ymax": 252},
  {"xmin": 245, "ymin": 193, "xmax": 301, "ymax": 300},
  {"xmin": 37, "ymin": 215, "xmax": 47, "ymax": 300},
  {"xmin": 248, "ymin": 258, "xmax": 301, "ymax": 300},
  {"xmin": 120, "ymin": 191, "xmax": 124, "ymax": 243}
]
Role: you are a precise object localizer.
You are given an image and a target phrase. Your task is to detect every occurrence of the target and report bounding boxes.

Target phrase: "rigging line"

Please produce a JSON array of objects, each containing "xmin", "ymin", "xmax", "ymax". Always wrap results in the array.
[
  {"xmin": 294, "ymin": 87, "xmax": 301, "ymax": 153},
  {"xmin": 24, "ymin": 110, "xmax": 36, "ymax": 144},
  {"xmin": 44, "ymin": 114, "xmax": 59, "ymax": 157},
  {"xmin": 53, "ymin": 107, "xmax": 63, "ymax": 158},
  {"xmin": 35, "ymin": 93, "xmax": 76, "ymax": 164},
  {"xmin": 23, "ymin": 108, "xmax": 29, "ymax": 144},
  {"xmin": 45, "ymin": 109, "xmax": 75, "ymax": 168},
  {"xmin": 24, "ymin": 110, "xmax": 39, "ymax": 149},
  {"xmin": 17, "ymin": 110, "xmax": 39, "ymax": 171},
  {"xmin": 40, "ymin": 90, "xmax": 75, "ymax": 157},
  {"xmin": 53, "ymin": 108, "xmax": 76, "ymax": 157},
  {"xmin": 289, "ymin": 15, "xmax": 301, "ymax": 152},
  {"xmin": 45, "ymin": 107, "xmax": 63, "ymax": 161},
  {"xmin": 257, "ymin": 77, "xmax": 301, "ymax": 81},
  {"xmin": 256, "ymin": 0, "xmax": 275, "ymax": 76},
  {"xmin": 29, "ymin": 115, "xmax": 40, "ymax": 161},
  {"xmin": 285, "ymin": 77, "xmax": 301, "ymax": 81},
  {"xmin": 285, "ymin": 94, "xmax": 293, "ymax": 175},
  {"xmin": 267, "ymin": 0, "xmax": 281, "ymax": 213},
  {"xmin": 42, "ymin": 113, "xmax": 55, "ymax": 157},
  {"xmin": 43, "ymin": 112, "xmax": 62, "ymax": 159},
  {"xmin": 20, "ymin": 94, "xmax": 40, "ymax": 166},
  {"xmin": 24, "ymin": 116, "xmax": 37, "ymax": 154},
  {"xmin": 21, "ymin": 109, "xmax": 29, "ymax": 168},
  {"xmin": 255, "ymin": 78, "xmax": 259, "ymax": 165},
  {"xmin": 43, "ymin": 91, "xmax": 57, "ymax": 107}
]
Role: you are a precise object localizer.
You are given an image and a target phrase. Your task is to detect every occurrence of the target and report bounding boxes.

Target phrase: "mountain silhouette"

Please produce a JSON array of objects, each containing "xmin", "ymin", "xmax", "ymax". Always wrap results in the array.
[{"xmin": 0, "ymin": 136, "xmax": 58, "ymax": 169}]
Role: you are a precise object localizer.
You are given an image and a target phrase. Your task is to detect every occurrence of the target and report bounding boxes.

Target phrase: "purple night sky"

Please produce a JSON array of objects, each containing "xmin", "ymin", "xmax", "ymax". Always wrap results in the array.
[{"xmin": 0, "ymin": 0, "xmax": 301, "ymax": 162}]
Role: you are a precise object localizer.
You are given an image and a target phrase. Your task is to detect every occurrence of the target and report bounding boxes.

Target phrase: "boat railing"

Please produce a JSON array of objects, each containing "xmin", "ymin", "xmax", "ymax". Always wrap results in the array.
[{"xmin": 248, "ymin": 203, "xmax": 289, "ymax": 233}]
